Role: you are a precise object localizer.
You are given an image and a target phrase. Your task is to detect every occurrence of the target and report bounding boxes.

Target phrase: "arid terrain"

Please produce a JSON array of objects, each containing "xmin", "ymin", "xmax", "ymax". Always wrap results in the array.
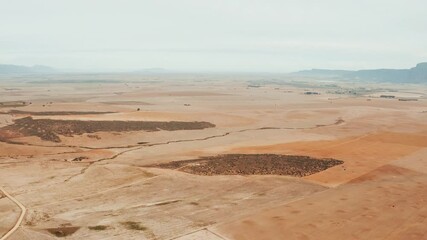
[{"xmin": 1, "ymin": 74, "xmax": 427, "ymax": 240}]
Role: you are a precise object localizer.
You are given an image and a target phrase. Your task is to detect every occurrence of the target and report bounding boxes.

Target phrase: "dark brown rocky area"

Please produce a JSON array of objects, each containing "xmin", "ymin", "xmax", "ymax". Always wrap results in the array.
[
  {"xmin": 147, "ymin": 154, "xmax": 344, "ymax": 177},
  {"xmin": 0, "ymin": 117, "xmax": 215, "ymax": 142}
]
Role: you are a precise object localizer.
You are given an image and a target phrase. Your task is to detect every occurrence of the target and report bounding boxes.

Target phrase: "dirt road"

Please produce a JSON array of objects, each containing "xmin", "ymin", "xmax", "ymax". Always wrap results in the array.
[{"xmin": 0, "ymin": 187, "xmax": 26, "ymax": 240}]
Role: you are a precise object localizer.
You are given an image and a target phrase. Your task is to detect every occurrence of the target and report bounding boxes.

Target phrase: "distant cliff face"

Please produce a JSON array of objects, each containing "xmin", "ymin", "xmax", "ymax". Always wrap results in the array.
[
  {"xmin": 409, "ymin": 62, "xmax": 427, "ymax": 82},
  {"xmin": 293, "ymin": 63, "xmax": 427, "ymax": 83},
  {"xmin": 0, "ymin": 64, "xmax": 55, "ymax": 74},
  {"xmin": 415, "ymin": 62, "xmax": 427, "ymax": 69}
]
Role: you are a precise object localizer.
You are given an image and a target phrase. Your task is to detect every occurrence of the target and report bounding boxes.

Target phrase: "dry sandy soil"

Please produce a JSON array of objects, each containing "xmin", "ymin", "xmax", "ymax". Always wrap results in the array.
[{"xmin": 0, "ymin": 74, "xmax": 426, "ymax": 239}]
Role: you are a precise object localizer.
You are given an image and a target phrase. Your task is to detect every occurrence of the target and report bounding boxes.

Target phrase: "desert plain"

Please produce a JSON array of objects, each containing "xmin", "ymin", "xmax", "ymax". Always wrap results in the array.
[{"xmin": 0, "ymin": 73, "xmax": 426, "ymax": 240}]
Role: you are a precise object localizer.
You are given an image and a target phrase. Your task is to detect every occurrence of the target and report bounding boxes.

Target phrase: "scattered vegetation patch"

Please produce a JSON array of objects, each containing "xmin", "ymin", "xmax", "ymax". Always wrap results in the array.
[
  {"xmin": 72, "ymin": 156, "xmax": 89, "ymax": 162},
  {"xmin": 0, "ymin": 101, "xmax": 28, "ymax": 108},
  {"xmin": 46, "ymin": 226, "xmax": 80, "ymax": 237},
  {"xmin": 3, "ymin": 110, "xmax": 115, "ymax": 115},
  {"xmin": 140, "ymin": 170, "xmax": 156, "ymax": 178},
  {"xmin": 152, "ymin": 199, "xmax": 181, "ymax": 206},
  {"xmin": 121, "ymin": 221, "xmax": 147, "ymax": 231},
  {"xmin": 147, "ymin": 154, "xmax": 344, "ymax": 177},
  {"xmin": 88, "ymin": 225, "xmax": 108, "ymax": 231},
  {"xmin": 25, "ymin": 211, "xmax": 50, "ymax": 226}
]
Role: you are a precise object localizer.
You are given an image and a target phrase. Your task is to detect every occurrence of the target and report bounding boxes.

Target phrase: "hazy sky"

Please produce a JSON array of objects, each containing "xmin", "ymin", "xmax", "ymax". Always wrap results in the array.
[{"xmin": 1, "ymin": 0, "xmax": 426, "ymax": 72}]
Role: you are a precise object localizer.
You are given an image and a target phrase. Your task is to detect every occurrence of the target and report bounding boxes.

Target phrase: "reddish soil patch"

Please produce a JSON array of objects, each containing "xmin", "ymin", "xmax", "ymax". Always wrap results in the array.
[
  {"xmin": 217, "ymin": 164, "xmax": 427, "ymax": 240},
  {"xmin": 0, "ymin": 117, "xmax": 215, "ymax": 142},
  {"xmin": 148, "ymin": 154, "xmax": 343, "ymax": 177},
  {"xmin": 348, "ymin": 164, "xmax": 417, "ymax": 184}
]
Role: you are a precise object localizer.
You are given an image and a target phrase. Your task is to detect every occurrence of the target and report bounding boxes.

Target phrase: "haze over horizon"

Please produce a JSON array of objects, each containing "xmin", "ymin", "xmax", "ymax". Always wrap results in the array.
[{"xmin": 1, "ymin": 0, "xmax": 426, "ymax": 72}]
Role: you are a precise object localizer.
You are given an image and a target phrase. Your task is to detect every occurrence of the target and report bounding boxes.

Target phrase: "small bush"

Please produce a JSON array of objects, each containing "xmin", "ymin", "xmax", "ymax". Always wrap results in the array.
[
  {"xmin": 121, "ymin": 221, "xmax": 147, "ymax": 231},
  {"xmin": 88, "ymin": 225, "xmax": 108, "ymax": 231}
]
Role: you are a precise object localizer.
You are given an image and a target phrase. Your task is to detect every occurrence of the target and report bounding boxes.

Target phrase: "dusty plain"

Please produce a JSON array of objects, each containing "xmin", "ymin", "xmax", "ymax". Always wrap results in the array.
[{"xmin": 0, "ymin": 73, "xmax": 427, "ymax": 239}]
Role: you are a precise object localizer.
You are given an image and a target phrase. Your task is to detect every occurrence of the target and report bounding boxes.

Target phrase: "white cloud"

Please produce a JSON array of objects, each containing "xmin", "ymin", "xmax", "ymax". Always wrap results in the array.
[{"xmin": 0, "ymin": 0, "xmax": 426, "ymax": 71}]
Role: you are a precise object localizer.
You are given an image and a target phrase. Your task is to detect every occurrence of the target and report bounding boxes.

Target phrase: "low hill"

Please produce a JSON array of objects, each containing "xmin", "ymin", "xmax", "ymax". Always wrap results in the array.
[
  {"xmin": 293, "ymin": 62, "xmax": 427, "ymax": 83},
  {"xmin": 0, "ymin": 64, "xmax": 55, "ymax": 74}
]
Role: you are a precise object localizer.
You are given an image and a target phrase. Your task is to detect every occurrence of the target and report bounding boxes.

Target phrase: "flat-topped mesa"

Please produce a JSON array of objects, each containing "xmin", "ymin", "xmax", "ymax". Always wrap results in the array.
[
  {"xmin": 294, "ymin": 62, "xmax": 427, "ymax": 83},
  {"xmin": 414, "ymin": 62, "xmax": 427, "ymax": 69},
  {"xmin": 0, "ymin": 117, "xmax": 215, "ymax": 142}
]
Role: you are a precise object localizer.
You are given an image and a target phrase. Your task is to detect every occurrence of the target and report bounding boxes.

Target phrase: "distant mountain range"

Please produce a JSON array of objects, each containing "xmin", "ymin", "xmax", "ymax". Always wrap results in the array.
[
  {"xmin": 0, "ymin": 64, "xmax": 170, "ymax": 74},
  {"xmin": 293, "ymin": 62, "xmax": 427, "ymax": 83},
  {"xmin": 0, "ymin": 64, "xmax": 56, "ymax": 74},
  {"xmin": 2, "ymin": 63, "xmax": 427, "ymax": 83}
]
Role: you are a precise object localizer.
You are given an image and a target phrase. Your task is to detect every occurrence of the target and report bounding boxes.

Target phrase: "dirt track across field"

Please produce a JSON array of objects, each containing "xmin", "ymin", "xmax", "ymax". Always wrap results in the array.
[{"xmin": 0, "ymin": 187, "xmax": 26, "ymax": 240}]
